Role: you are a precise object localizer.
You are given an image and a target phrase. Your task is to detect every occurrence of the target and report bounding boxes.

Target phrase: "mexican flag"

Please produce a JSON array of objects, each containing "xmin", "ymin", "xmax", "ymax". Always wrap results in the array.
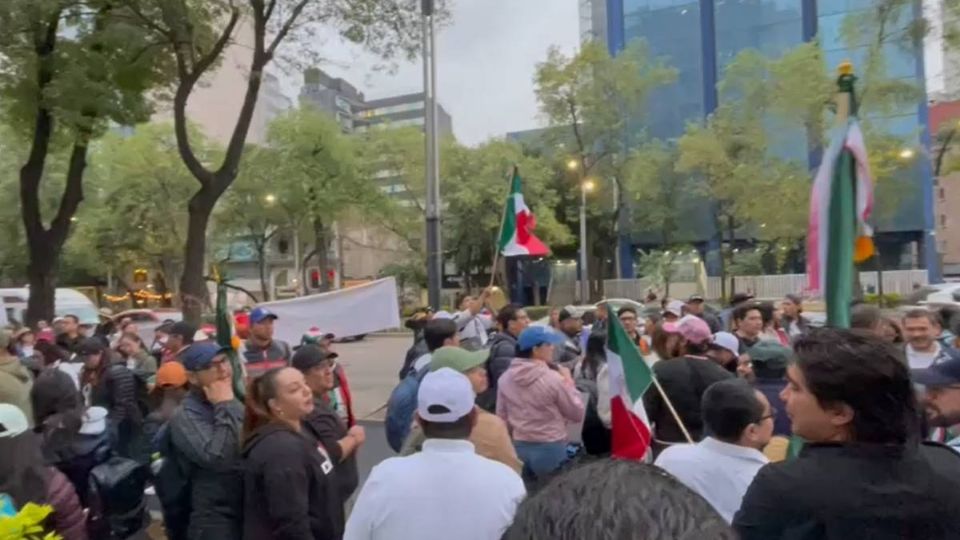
[
  {"xmin": 806, "ymin": 118, "xmax": 874, "ymax": 328},
  {"xmin": 497, "ymin": 168, "xmax": 550, "ymax": 257},
  {"xmin": 605, "ymin": 305, "xmax": 653, "ymax": 460}
]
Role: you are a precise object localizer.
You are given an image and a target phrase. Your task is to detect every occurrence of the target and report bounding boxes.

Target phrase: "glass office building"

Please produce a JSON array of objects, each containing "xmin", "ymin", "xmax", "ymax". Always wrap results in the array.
[{"xmin": 605, "ymin": 0, "xmax": 938, "ymax": 279}]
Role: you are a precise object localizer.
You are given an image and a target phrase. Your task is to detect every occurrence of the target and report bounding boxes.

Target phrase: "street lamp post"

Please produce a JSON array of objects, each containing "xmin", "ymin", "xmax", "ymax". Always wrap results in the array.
[
  {"xmin": 580, "ymin": 178, "xmax": 595, "ymax": 304},
  {"xmin": 422, "ymin": 0, "xmax": 442, "ymax": 308}
]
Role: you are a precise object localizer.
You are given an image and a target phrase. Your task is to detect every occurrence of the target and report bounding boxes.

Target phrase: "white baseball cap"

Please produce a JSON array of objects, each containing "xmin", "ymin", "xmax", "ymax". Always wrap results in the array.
[
  {"xmin": 712, "ymin": 332, "xmax": 740, "ymax": 357},
  {"xmin": 417, "ymin": 367, "xmax": 475, "ymax": 423},
  {"xmin": 79, "ymin": 406, "xmax": 108, "ymax": 435},
  {"xmin": 0, "ymin": 404, "xmax": 29, "ymax": 438},
  {"xmin": 664, "ymin": 300, "xmax": 685, "ymax": 318}
]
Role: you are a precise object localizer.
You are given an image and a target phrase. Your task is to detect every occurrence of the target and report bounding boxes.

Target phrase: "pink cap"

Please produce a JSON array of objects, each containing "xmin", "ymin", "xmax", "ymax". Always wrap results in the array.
[
  {"xmin": 662, "ymin": 321, "xmax": 680, "ymax": 334},
  {"xmin": 676, "ymin": 315, "xmax": 712, "ymax": 345}
]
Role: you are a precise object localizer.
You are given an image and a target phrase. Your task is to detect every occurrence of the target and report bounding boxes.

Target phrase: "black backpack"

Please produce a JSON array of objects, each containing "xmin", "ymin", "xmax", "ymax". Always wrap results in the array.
[
  {"xmin": 576, "ymin": 377, "xmax": 611, "ymax": 456},
  {"xmin": 86, "ymin": 456, "xmax": 149, "ymax": 539}
]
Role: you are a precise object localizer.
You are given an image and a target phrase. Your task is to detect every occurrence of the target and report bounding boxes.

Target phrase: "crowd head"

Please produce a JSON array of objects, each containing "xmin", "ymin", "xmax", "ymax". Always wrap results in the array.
[
  {"xmin": 416, "ymin": 367, "xmax": 477, "ymax": 440},
  {"xmin": 424, "ymin": 318, "xmax": 459, "ymax": 352},
  {"xmin": 733, "ymin": 303, "xmax": 763, "ymax": 338},
  {"xmin": 243, "ymin": 366, "xmax": 314, "ymax": 439},
  {"xmin": 181, "ymin": 342, "xmax": 232, "ymax": 388},
  {"xmin": 702, "ymin": 379, "xmax": 773, "ymax": 450},
  {"xmin": 292, "ymin": 345, "xmax": 338, "ymax": 397},
  {"xmin": 902, "ymin": 308, "xmax": 941, "ymax": 352},
  {"xmin": 516, "ymin": 326, "xmax": 565, "ymax": 360},
  {"xmin": 785, "ymin": 328, "xmax": 917, "ymax": 445},
  {"xmin": 497, "ymin": 304, "xmax": 530, "ymax": 338},
  {"xmin": 503, "ymin": 459, "xmax": 736, "ymax": 540}
]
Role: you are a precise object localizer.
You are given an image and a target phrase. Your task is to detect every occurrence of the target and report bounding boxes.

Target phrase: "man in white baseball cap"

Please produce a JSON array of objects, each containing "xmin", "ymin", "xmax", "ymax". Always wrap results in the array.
[
  {"xmin": 345, "ymin": 368, "xmax": 526, "ymax": 540},
  {"xmin": 708, "ymin": 332, "xmax": 742, "ymax": 373}
]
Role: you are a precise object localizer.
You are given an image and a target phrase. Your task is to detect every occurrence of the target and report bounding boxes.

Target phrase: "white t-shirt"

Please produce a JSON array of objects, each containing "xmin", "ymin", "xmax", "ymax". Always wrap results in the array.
[
  {"xmin": 344, "ymin": 439, "xmax": 526, "ymax": 540},
  {"xmin": 412, "ymin": 353, "xmax": 432, "ymax": 373},
  {"xmin": 906, "ymin": 343, "xmax": 941, "ymax": 370},
  {"xmin": 655, "ymin": 437, "xmax": 769, "ymax": 523}
]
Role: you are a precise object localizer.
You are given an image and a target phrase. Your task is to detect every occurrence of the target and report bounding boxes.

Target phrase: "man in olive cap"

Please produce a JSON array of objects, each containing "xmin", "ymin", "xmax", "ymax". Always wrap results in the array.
[{"xmin": 400, "ymin": 346, "xmax": 521, "ymax": 474}]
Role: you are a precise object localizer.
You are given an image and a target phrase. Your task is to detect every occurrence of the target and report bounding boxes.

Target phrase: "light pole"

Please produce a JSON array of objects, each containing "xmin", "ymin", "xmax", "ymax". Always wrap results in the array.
[
  {"xmin": 580, "ymin": 177, "xmax": 595, "ymax": 304},
  {"xmin": 422, "ymin": 0, "xmax": 442, "ymax": 308}
]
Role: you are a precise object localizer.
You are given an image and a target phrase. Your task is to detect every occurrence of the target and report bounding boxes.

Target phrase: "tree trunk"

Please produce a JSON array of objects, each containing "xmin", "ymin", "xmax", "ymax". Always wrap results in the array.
[
  {"xmin": 25, "ymin": 244, "xmax": 58, "ymax": 327},
  {"xmin": 314, "ymin": 218, "xmax": 332, "ymax": 292},
  {"xmin": 180, "ymin": 190, "xmax": 218, "ymax": 325},
  {"xmin": 256, "ymin": 240, "xmax": 270, "ymax": 302}
]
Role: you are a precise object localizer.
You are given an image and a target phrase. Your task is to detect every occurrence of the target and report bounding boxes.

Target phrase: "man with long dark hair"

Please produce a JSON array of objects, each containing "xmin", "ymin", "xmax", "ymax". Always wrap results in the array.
[{"xmin": 735, "ymin": 329, "xmax": 960, "ymax": 539}]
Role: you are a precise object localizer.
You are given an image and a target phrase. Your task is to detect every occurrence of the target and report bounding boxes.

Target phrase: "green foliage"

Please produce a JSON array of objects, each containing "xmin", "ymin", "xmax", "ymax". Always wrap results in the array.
[
  {"xmin": 728, "ymin": 250, "xmax": 766, "ymax": 276},
  {"xmin": 637, "ymin": 247, "xmax": 695, "ymax": 290},
  {"xmin": 863, "ymin": 292, "xmax": 903, "ymax": 307},
  {"xmin": 623, "ymin": 141, "xmax": 690, "ymax": 244}
]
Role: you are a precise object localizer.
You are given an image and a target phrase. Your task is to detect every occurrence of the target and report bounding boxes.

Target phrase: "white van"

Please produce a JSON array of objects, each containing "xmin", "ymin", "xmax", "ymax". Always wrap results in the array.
[{"xmin": 0, "ymin": 288, "xmax": 100, "ymax": 326}]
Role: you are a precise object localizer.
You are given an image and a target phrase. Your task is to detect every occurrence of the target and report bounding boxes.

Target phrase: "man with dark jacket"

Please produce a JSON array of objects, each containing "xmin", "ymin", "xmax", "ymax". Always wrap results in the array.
[
  {"xmin": 164, "ymin": 343, "xmax": 244, "ymax": 539},
  {"xmin": 553, "ymin": 306, "xmax": 584, "ymax": 368},
  {"xmin": 734, "ymin": 329, "xmax": 960, "ymax": 539},
  {"xmin": 745, "ymin": 341, "xmax": 791, "ymax": 436},
  {"xmin": 294, "ymin": 345, "xmax": 366, "ymax": 505},
  {"xmin": 478, "ymin": 304, "xmax": 530, "ymax": 411}
]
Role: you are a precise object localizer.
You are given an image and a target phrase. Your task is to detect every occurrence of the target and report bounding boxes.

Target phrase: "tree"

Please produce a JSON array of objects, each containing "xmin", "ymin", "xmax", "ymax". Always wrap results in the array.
[
  {"xmin": 128, "ymin": 0, "xmax": 437, "ymax": 323},
  {"xmin": 533, "ymin": 40, "xmax": 676, "ymax": 287},
  {"xmin": 0, "ymin": 1, "xmax": 174, "ymax": 324},
  {"xmin": 69, "ymin": 123, "xmax": 209, "ymax": 297},
  {"xmin": 214, "ymin": 145, "xmax": 289, "ymax": 301}
]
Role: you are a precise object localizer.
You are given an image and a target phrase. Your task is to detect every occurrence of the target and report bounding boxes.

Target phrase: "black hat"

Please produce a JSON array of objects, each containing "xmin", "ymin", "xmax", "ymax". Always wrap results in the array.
[
  {"xmin": 730, "ymin": 292, "xmax": 755, "ymax": 307},
  {"xmin": 169, "ymin": 322, "xmax": 197, "ymax": 343},
  {"xmin": 291, "ymin": 345, "xmax": 338, "ymax": 373},
  {"xmin": 76, "ymin": 338, "xmax": 105, "ymax": 356}
]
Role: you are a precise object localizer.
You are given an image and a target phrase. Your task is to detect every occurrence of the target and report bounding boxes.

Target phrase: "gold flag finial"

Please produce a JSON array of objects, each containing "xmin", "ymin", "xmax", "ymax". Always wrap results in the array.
[{"xmin": 838, "ymin": 61, "xmax": 854, "ymax": 76}]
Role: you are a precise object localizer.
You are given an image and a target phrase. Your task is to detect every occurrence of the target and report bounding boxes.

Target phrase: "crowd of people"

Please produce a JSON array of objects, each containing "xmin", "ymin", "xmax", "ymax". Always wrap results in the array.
[{"xmin": 4, "ymin": 291, "xmax": 960, "ymax": 539}]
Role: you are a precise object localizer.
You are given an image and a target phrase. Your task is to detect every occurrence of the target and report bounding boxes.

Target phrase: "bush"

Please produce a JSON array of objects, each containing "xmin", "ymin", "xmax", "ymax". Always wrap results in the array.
[
  {"xmin": 862, "ymin": 293, "xmax": 902, "ymax": 307},
  {"xmin": 523, "ymin": 306, "xmax": 553, "ymax": 321}
]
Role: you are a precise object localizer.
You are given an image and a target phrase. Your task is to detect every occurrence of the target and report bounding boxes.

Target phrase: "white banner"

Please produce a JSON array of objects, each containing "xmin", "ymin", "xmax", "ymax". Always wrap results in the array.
[{"xmin": 256, "ymin": 277, "xmax": 401, "ymax": 344}]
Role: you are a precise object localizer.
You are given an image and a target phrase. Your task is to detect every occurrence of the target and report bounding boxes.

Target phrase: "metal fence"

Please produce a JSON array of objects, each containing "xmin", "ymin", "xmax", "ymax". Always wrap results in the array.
[{"xmin": 604, "ymin": 269, "xmax": 929, "ymax": 301}]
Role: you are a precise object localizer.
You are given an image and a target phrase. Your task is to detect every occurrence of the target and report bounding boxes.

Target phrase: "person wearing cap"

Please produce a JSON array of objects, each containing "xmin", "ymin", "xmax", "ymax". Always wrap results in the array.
[
  {"xmin": 0, "ymin": 404, "xmax": 87, "ymax": 540},
  {"xmin": 165, "ymin": 343, "xmax": 244, "ymax": 539},
  {"xmin": 77, "ymin": 337, "xmax": 143, "ymax": 459},
  {"xmin": 780, "ymin": 294, "xmax": 810, "ymax": 341},
  {"xmin": 553, "ymin": 306, "xmax": 584, "ymax": 369},
  {"xmin": 400, "ymin": 308, "xmax": 433, "ymax": 380},
  {"xmin": 733, "ymin": 302, "xmax": 764, "ymax": 353},
  {"xmin": 734, "ymin": 329, "xmax": 960, "ymax": 539},
  {"xmin": 644, "ymin": 316, "xmax": 733, "ymax": 456},
  {"xmin": 294, "ymin": 345, "xmax": 366, "ymax": 505},
  {"xmin": 745, "ymin": 341, "xmax": 791, "ymax": 436},
  {"xmin": 686, "ymin": 294, "xmax": 721, "ymax": 333},
  {"xmin": 401, "ymin": 346, "xmax": 522, "ymax": 474},
  {"xmin": 497, "ymin": 326, "xmax": 585, "ymax": 481},
  {"xmin": 56, "ymin": 314, "xmax": 83, "ymax": 354},
  {"xmin": 0, "ymin": 329, "xmax": 34, "ymax": 427},
  {"xmin": 655, "ymin": 379, "xmax": 773, "ymax": 523},
  {"xmin": 345, "ymin": 368, "xmax": 526, "ymax": 540},
  {"xmin": 163, "ymin": 321, "xmax": 197, "ymax": 364},
  {"xmin": 914, "ymin": 357, "xmax": 960, "ymax": 452},
  {"xmin": 707, "ymin": 332, "xmax": 741, "ymax": 374},
  {"xmin": 481, "ymin": 304, "xmax": 531, "ymax": 411},
  {"xmin": 452, "ymin": 288, "xmax": 495, "ymax": 351},
  {"xmin": 241, "ymin": 366, "xmax": 344, "ymax": 540},
  {"xmin": 301, "ymin": 328, "xmax": 355, "ymax": 427},
  {"xmin": 663, "ymin": 300, "xmax": 685, "ymax": 324},
  {"xmin": 242, "ymin": 307, "xmax": 293, "ymax": 379}
]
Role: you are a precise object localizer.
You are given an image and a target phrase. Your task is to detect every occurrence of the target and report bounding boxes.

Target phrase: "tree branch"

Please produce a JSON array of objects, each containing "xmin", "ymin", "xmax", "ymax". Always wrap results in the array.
[
  {"xmin": 48, "ymin": 139, "xmax": 89, "ymax": 245},
  {"xmin": 266, "ymin": 0, "xmax": 310, "ymax": 58}
]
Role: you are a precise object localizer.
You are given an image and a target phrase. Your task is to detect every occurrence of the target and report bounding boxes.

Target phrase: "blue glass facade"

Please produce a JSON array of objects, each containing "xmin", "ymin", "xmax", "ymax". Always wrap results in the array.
[{"xmin": 606, "ymin": 0, "xmax": 938, "ymax": 279}]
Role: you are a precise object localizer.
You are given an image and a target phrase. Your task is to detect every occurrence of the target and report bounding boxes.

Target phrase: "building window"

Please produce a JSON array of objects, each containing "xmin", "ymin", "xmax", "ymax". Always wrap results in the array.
[{"xmin": 940, "ymin": 187, "xmax": 946, "ymax": 200}]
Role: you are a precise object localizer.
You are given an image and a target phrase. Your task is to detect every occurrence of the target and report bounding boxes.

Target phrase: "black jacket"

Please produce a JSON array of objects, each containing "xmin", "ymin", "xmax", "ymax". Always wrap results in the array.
[
  {"xmin": 399, "ymin": 334, "xmax": 429, "ymax": 380},
  {"xmin": 51, "ymin": 430, "xmax": 113, "ymax": 508},
  {"xmin": 303, "ymin": 398, "xmax": 358, "ymax": 503},
  {"xmin": 734, "ymin": 442, "xmax": 960, "ymax": 539},
  {"xmin": 242, "ymin": 423, "xmax": 343, "ymax": 540},
  {"xmin": 476, "ymin": 332, "xmax": 519, "ymax": 412},
  {"xmin": 167, "ymin": 390, "xmax": 244, "ymax": 539},
  {"xmin": 643, "ymin": 356, "xmax": 733, "ymax": 451}
]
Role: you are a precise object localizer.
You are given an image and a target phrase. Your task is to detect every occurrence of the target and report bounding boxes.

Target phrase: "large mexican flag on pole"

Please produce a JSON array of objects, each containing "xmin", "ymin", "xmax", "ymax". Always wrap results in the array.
[
  {"xmin": 497, "ymin": 169, "xmax": 550, "ymax": 257},
  {"xmin": 806, "ymin": 118, "xmax": 874, "ymax": 328},
  {"xmin": 605, "ymin": 306, "xmax": 653, "ymax": 460}
]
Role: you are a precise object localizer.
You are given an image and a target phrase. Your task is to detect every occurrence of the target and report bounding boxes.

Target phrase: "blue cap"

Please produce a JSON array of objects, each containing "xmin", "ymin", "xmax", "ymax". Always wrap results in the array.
[
  {"xmin": 517, "ymin": 326, "xmax": 566, "ymax": 352},
  {"xmin": 913, "ymin": 354, "xmax": 960, "ymax": 388},
  {"xmin": 180, "ymin": 342, "xmax": 228, "ymax": 372},
  {"xmin": 250, "ymin": 307, "xmax": 278, "ymax": 325}
]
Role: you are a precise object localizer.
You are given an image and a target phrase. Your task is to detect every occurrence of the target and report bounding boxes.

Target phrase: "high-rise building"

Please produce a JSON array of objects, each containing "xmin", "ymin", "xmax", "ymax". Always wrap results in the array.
[{"xmin": 598, "ymin": 0, "xmax": 938, "ymax": 280}]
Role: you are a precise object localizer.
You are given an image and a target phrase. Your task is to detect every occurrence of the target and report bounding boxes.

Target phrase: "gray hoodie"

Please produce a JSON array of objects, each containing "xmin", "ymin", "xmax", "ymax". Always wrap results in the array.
[{"xmin": 0, "ymin": 355, "xmax": 33, "ymax": 426}]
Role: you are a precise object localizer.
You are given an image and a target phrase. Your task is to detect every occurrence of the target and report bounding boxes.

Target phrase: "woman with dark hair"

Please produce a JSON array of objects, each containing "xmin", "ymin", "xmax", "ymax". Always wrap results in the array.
[
  {"xmin": 116, "ymin": 332, "xmax": 157, "ymax": 385},
  {"xmin": 651, "ymin": 321, "xmax": 682, "ymax": 363},
  {"xmin": 0, "ymin": 404, "xmax": 87, "ymax": 540},
  {"xmin": 78, "ymin": 338, "xmax": 142, "ymax": 458},
  {"xmin": 241, "ymin": 367, "xmax": 343, "ymax": 540}
]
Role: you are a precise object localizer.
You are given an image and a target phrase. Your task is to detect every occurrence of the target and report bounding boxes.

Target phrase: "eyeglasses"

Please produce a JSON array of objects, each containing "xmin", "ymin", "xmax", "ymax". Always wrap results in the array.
[
  {"xmin": 758, "ymin": 407, "xmax": 778, "ymax": 422},
  {"xmin": 620, "ymin": 316, "xmax": 637, "ymax": 322}
]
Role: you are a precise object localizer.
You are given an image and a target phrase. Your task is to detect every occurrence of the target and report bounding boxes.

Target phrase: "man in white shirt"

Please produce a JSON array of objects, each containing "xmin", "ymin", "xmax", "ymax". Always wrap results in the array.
[
  {"xmin": 655, "ymin": 378, "xmax": 773, "ymax": 523},
  {"xmin": 903, "ymin": 308, "xmax": 953, "ymax": 369},
  {"xmin": 345, "ymin": 368, "xmax": 526, "ymax": 540},
  {"xmin": 453, "ymin": 289, "xmax": 493, "ymax": 351}
]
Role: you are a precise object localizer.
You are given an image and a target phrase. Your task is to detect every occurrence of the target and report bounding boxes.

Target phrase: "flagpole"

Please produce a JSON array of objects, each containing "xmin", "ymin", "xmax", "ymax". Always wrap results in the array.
[{"xmin": 488, "ymin": 166, "xmax": 516, "ymax": 289}]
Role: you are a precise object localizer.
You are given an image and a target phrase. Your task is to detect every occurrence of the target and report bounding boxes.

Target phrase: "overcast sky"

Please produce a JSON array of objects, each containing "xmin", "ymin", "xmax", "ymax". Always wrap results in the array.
[{"xmin": 310, "ymin": 0, "xmax": 581, "ymax": 145}]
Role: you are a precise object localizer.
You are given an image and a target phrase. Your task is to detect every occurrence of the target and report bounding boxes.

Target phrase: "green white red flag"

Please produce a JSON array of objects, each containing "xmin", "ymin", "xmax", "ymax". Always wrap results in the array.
[
  {"xmin": 605, "ymin": 305, "xmax": 653, "ymax": 460},
  {"xmin": 497, "ymin": 168, "xmax": 550, "ymax": 257}
]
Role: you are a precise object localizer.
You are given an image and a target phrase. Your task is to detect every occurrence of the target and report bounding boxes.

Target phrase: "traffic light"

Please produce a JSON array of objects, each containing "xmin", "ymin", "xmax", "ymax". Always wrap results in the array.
[{"xmin": 310, "ymin": 269, "xmax": 320, "ymax": 289}]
